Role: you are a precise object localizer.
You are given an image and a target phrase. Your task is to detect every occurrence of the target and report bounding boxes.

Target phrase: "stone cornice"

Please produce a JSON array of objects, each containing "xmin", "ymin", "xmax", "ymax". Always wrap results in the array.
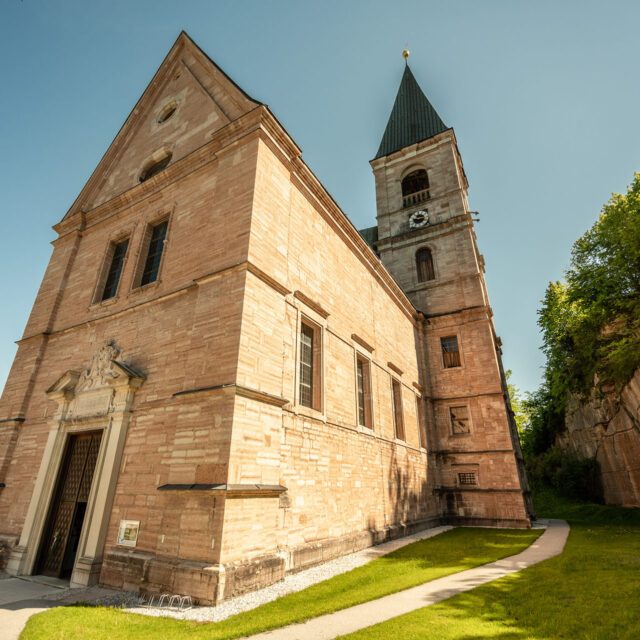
[
  {"xmin": 53, "ymin": 102, "xmax": 419, "ymax": 325},
  {"xmin": 173, "ymin": 382, "xmax": 289, "ymax": 408}
]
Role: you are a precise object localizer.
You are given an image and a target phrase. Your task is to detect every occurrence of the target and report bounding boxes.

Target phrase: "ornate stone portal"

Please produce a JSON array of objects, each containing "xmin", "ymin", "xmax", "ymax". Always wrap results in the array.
[{"xmin": 6, "ymin": 342, "xmax": 144, "ymax": 587}]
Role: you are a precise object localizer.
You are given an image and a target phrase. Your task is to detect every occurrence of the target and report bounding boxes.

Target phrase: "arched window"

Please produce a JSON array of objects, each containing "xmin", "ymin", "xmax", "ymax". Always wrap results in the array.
[
  {"xmin": 416, "ymin": 247, "xmax": 435, "ymax": 282},
  {"xmin": 401, "ymin": 169, "xmax": 430, "ymax": 207},
  {"xmin": 139, "ymin": 151, "xmax": 172, "ymax": 183}
]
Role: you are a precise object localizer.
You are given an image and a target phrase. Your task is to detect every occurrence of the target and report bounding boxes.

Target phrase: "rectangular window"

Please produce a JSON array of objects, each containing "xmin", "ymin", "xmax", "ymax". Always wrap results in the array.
[
  {"xmin": 299, "ymin": 319, "xmax": 321, "ymax": 410},
  {"xmin": 458, "ymin": 472, "xmax": 477, "ymax": 486},
  {"xmin": 100, "ymin": 238, "xmax": 129, "ymax": 301},
  {"xmin": 416, "ymin": 395, "xmax": 427, "ymax": 449},
  {"xmin": 95, "ymin": 238, "xmax": 129, "ymax": 302},
  {"xmin": 441, "ymin": 335, "xmax": 461, "ymax": 368},
  {"xmin": 138, "ymin": 219, "xmax": 168, "ymax": 287},
  {"xmin": 450, "ymin": 405, "xmax": 470, "ymax": 435},
  {"xmin": 391, "ymin": 379, "xmax": 405, "ymax": 441},
  {"xmin": 356, "ymin": 356, "xmax": 373, "ymax": 429}
]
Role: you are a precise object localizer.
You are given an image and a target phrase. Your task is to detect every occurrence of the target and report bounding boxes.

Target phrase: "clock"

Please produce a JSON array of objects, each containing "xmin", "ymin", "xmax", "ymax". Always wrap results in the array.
[{"xmin": 409, "ymin": 210, "xmax": 429, "ymax": 229}]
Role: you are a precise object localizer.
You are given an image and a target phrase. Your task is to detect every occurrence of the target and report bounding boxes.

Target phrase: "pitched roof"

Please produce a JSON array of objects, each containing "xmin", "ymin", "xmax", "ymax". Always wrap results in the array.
[{"xmin": 375, "ymin": 64, "xmax": 447, "ymax": 159}]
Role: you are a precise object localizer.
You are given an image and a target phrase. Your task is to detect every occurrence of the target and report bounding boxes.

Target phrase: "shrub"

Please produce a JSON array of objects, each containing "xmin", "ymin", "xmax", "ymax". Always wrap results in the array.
[{"xmin": 525, "ymin": 446, "xmax": 602, "ymax": 502}]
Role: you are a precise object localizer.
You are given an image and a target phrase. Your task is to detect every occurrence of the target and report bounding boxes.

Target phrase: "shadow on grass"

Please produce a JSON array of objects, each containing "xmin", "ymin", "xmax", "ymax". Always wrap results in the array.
[{"xmin": 341, "ymin": 492, "xmax": 640, "ymax": 640}]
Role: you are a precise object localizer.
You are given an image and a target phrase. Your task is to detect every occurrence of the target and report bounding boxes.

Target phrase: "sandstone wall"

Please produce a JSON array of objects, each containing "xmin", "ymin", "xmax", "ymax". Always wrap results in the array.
[{"xmin": 558, "ymin": 369, "xmax": 640, "ymax": 507}]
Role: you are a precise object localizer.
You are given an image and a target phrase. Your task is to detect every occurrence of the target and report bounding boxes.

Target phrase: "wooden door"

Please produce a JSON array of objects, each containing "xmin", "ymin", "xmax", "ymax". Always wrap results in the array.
[{"xmin": 36, "ymin": 432, "xmax": 102, "ymax": 578}]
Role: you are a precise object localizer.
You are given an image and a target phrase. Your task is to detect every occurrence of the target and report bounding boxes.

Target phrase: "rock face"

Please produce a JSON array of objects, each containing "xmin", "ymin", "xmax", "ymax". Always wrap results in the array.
[{"xmin": 558, "ymin": 370, "xmax": 640, "ymax": 507}]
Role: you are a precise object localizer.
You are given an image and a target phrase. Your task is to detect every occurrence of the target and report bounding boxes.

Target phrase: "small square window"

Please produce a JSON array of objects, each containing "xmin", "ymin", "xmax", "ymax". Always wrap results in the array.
[
  {"xmin": 458, "ymin": 472, "xmax": 477, "ymax": 486},
  {"xmin": 450, "ymin": 406, "xmax": 470, "ymax": 435},
  {"xmin": 441, "ymin": 335, "xmax": 461, "ymax": 368}
]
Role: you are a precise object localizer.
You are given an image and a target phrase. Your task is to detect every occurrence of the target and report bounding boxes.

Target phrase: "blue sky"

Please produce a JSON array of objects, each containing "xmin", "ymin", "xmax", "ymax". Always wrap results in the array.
[{"xmin": 1, "ymin": 0, "xmax": 639, "ymax": 394}]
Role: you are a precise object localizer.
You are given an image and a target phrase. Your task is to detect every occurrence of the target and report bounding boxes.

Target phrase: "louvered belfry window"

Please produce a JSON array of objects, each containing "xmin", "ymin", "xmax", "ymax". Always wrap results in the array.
[
  {"xmin": 299, "ymin": 322, "xmax": 315, "ymax": 408},
  {"xmin": 441, "ymin": 335, "xmax": 461, "ymax": 368},
  {"xmin": 416, "ymin": 248, "xmax": 435, "ymax": 282},
  {"xmin": 101, "ymin": 239, "xmax": 129, "ymax": 301},
  {"xmin": 140, "ymin": 220, "xmax": 168, "ymax": 286}
]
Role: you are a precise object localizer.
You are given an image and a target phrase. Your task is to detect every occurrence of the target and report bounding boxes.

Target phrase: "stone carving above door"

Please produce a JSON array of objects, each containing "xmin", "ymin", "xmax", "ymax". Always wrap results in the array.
[
  {"xmin": 46, "ymin": 341, "xmax": 145, "ymax": 421},
  {"xmin": 76, "ymin": 342, "xmax": 121, "ymax": 392}
]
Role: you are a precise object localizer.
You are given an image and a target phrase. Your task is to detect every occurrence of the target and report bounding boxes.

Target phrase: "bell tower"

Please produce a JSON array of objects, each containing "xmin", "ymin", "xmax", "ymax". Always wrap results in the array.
[{"xmin": 368, "ymin": 56, "xmax": 533, "ymax": 526}]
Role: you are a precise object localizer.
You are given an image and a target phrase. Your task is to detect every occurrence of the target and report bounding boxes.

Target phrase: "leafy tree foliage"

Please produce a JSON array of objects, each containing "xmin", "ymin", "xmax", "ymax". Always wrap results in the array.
[
  {"xmin": 522, "ymin": 173, "xmax": 640, "ymax": 483},
  {"xmin": 505, "ymin": 370, "xmax": 529, "ymax": 435},
  {"xmin": 540, "ymin": 173, "xmax": 640, "ymax": 399}
]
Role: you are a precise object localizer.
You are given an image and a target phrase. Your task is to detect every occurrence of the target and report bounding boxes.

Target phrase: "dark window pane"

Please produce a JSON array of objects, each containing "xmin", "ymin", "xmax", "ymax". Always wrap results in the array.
[
  {"xmin": 299, "ymin": 323, "xmax": 314, "ymax": 408},
  {"xmin": 441, "ymin": 336, "xmax": 461, "ymax": 368},
  {"xmin": 140, "ymin": 221, "xmax": 168, "ymax": 286},
  {"xmin": 416, "ymin": 248, "xmax": 435, "ymax": 282},
  {"xmin": 401, "ymin": 170, "xmax": 429, "ymax": 196},
  {"xmin": 101, "ymin": 239, "xmax": 129, "ymax": 301}
]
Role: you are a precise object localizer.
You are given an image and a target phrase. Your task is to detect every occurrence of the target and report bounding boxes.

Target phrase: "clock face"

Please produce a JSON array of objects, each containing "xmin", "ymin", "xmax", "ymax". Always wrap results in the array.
[{"xmin": 409, "ymin": 210, "xmax": 429, "ymax": 229}]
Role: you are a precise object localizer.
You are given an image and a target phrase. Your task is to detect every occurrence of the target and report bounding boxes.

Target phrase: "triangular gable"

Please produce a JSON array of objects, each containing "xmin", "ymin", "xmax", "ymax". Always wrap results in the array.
[{"xmin": 65, "ymin": 31, "xmax": 261, "ymax": 216}]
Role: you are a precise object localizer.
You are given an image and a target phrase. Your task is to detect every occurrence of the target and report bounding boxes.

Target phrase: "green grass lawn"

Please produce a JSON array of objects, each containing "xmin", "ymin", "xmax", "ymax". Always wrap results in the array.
[
  {"xmin": 21, "ymin": 527, "xmax": 540, "ymax": 640},
  {"xmin": 341, "ymin": 492, "xmax": 640, "ymax": 640}
]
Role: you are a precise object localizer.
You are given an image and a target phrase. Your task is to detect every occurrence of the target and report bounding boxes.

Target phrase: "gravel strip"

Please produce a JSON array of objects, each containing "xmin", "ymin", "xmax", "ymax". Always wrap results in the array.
[{"xmin": 123, "ymin": 525, "xmax": 452, "ymax": 622}]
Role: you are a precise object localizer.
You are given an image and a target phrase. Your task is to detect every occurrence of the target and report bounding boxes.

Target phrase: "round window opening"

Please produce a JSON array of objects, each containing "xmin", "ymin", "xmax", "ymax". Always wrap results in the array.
[{"xmin": 157, "ymin": 102, "xmax": 177, "ymax": 124}]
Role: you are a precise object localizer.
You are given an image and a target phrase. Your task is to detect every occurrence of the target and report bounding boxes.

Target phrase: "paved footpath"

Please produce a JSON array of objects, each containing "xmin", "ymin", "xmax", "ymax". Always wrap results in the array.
[
  {"xmin": 0, "ymin": 575, "xmax": 66, "ymax": 640},
  {"xmin": 244, "ymin": 519, "xmax": 569, "ymax": 640}
]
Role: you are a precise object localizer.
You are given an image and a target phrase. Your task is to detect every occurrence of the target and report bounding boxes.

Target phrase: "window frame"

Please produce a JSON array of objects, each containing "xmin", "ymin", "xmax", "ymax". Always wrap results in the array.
[
  {"xmin": 132, "ymin": 216, "xmax": 171, "ymax": 290},
  {"xmin": 440, "ymin": 335, "xmax": 462, "ymax": 369},
  {"xmin": 449, "ymin": 404, "xmax": 472, "ymax": 436},
  {"xmin": 416, "ymin": 394, "xmax": 427, "ymax": 449},
  {"xmin": 415, "ymin": 247, "xmax": 436, "ymax": 283},
  {"xmin": 355, "ymin": 352, "xmax": 373, "ymax": 430},
  {"xmin": 391, "ymin": 377, "xmax": 405, "ymax": 441},
  {"xmin": 92, "ymin": 234, "xmax": 131, "ymax": 305},
  {"xmin": 401, "ymin": 167, "xmax": 430, "ymax": 208},
  {"xmin": 457, "ymin": 471, "xmax": 477, "ymax": 486},
  {"xmin": 297, "ymin": 316, "xmax": 323, "ymax": 412}
]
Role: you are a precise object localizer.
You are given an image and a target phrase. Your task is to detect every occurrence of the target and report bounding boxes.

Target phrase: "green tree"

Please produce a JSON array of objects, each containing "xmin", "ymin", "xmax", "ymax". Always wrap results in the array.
[
  {"xmin": 505, "ymin": 370, "xmax": 529, "ymax": 435},
  {"xmin": 524, "ymin": 172, "xmax": 640, "ymax": 468}
]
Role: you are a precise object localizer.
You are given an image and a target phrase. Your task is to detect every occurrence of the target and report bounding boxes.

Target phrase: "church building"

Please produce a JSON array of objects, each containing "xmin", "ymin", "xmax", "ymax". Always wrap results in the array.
[{"xmin": 0, "ymin": 33, "xmax": 532, "ymax": 604}]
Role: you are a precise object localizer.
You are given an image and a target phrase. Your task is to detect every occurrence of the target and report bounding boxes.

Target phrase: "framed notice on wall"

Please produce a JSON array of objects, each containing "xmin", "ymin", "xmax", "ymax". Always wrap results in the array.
[{"xmin": 117, "ymin": 520, "xmax": 140, "ymax": 547}]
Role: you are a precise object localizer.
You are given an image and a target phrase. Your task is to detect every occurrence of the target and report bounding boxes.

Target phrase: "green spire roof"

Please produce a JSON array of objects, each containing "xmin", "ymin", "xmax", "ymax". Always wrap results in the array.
[{"xmin": 375, "ymin": 64, "xmax": 447, "ymax": 159}]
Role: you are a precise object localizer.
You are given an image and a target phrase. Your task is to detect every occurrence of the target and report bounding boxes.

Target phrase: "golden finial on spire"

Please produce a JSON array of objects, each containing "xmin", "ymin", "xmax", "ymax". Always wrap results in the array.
[{"xmin": 402, "ymin": 48, "xmax": 410, "ymax": 63}]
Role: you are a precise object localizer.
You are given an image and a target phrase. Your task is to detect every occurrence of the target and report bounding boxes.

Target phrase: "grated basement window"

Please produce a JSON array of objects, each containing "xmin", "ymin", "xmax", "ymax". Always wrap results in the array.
[{"xmin": 458, "ymin": 472, "xmax": 477, "ymax": 486}]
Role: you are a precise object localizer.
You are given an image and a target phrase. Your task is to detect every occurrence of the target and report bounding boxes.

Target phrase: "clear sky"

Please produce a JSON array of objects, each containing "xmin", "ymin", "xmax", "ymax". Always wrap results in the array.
[{"xmin": 1, "ymin": 0, "xmax": 639, "ymax": 395}]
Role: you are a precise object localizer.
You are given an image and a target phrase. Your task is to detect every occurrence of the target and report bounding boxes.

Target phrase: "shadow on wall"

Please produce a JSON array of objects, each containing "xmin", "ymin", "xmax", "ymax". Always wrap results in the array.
[{"xmin": 365, "ymin": 448, "xmax": 436, "ymax": 539}]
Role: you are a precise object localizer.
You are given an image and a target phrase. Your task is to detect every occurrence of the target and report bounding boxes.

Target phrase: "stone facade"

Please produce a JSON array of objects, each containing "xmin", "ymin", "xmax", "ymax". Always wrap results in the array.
[
  {"xmin": 558, "ymin": 370, "xmax": 640, "ymax": 507},
  {"xmin": 0, "ymin": 33, "xmax": 531, "ymax": 602}
]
